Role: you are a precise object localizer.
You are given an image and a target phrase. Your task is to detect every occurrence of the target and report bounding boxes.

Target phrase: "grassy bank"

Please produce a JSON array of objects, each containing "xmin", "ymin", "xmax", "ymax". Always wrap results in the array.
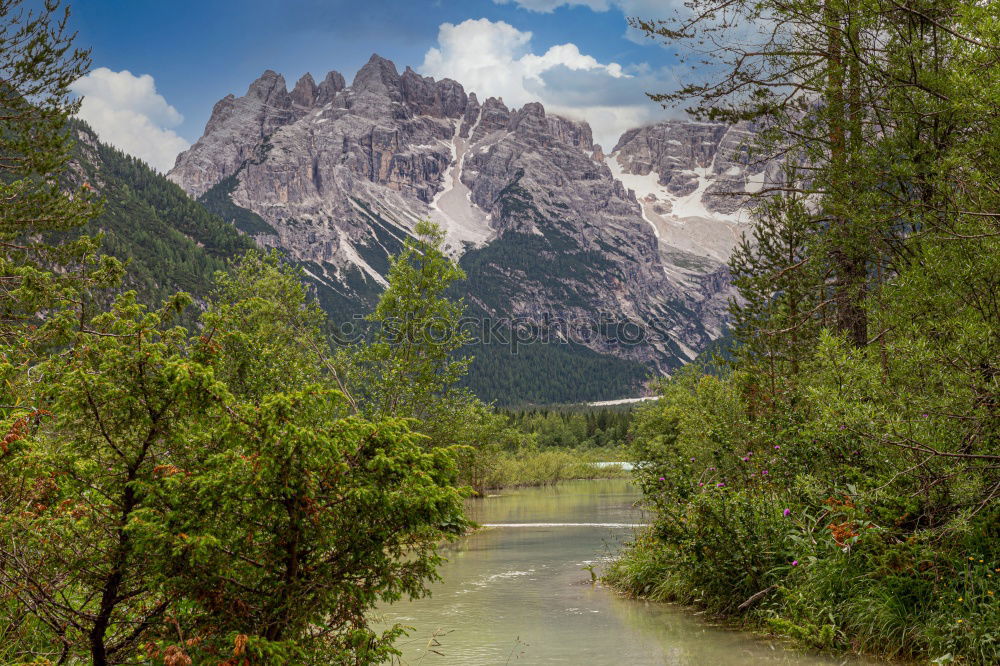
[
  {"xmin": 606, "ymin": 523, "xmax": 998, "ymax": 664},
  {"xmin": 460, "ymin": 447, "xmax": 629, "ymax": 492}
]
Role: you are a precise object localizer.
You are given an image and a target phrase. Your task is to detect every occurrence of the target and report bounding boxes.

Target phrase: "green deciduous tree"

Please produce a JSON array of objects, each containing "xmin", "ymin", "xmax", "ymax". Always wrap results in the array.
[
  {"xmin": 137, "ymin": 388, "xmax": 464, "ymax": 664},
  {"xmin": 342, "ymin": 220, "xmax": 475, "ymax": 444},
  {"xmin": 201, "ymin": 250, "xmax": 330, "ymax": 401},
  {"xmin": 129, "ymin": 254, "xmax": 467, "ymax": 663},
  {"xmin": 1, "ymin": 253, "xmax": 469, "ymax": 664}
]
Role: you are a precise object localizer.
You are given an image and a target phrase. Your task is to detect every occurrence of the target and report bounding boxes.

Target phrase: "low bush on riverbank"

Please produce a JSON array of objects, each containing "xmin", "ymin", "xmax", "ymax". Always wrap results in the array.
[{"xmin": 606, "ymin": 368, "xmax": 999, "ymax": 665}]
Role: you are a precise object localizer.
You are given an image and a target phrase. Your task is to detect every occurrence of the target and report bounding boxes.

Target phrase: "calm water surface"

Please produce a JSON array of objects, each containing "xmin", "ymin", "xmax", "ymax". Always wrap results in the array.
[{"xmin": 377, "ymin": 479, "xmax": 872, "ymax": 665}]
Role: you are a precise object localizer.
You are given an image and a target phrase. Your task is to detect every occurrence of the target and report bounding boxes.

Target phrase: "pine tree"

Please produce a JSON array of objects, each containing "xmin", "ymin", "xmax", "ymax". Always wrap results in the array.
[{"xmin": 728, "ymin": 169, "xmax": 824, "ymax": 392}]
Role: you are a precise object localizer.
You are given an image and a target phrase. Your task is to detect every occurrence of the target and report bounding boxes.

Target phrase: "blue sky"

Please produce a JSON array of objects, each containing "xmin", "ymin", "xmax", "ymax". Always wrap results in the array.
[{"xmin": 66, "ymin": 0, "xmax": 687, "ymax": 171}]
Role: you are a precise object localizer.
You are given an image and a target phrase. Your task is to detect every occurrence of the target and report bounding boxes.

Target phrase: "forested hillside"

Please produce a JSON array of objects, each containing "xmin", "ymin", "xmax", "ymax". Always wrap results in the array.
[
  {"xmin": 72, "ymin": 122, "xmax": 256, "ymax": 308},
  {"xmin": 459, "ymin": 336, "xmax": 649, "ymax": 405}
]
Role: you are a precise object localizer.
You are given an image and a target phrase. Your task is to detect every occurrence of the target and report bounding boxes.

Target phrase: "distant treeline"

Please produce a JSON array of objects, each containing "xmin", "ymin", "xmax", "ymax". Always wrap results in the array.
[{"xmin": 501, "ymin": 406, "xmax": 635, "ymax": 449}]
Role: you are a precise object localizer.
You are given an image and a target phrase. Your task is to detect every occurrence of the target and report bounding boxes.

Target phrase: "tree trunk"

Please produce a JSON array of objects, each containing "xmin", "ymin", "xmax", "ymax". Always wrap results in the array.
[{"xmin": 826, "ymin": 0, "xmax": 868, "ymax": 347}]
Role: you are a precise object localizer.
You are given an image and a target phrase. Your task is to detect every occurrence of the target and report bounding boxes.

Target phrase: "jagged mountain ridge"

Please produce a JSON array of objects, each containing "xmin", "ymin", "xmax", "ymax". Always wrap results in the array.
[{"xmin": 168, "ymin": 54, "xmax": 773, "ymax": 398}]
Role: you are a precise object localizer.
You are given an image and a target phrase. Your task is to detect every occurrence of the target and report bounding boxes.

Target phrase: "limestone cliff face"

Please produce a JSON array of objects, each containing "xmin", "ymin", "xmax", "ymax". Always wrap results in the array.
[
  {"xmin": 169, "ymin": 54, "xmax": 761, "ymax": 375},
  {"xmin": 608, "ymin": 120, "xmax": 782, "ymax": 261}
]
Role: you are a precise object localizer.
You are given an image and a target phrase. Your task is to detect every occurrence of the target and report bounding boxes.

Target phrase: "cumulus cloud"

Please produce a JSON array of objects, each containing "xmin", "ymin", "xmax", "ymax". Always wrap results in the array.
[
  {"xmin": 72, "ymin": 68, "xmax": 190, "ymax": 173},
  {"xmin": 421, "ymin": 18, "xmax": 678, "ymax": 150}
]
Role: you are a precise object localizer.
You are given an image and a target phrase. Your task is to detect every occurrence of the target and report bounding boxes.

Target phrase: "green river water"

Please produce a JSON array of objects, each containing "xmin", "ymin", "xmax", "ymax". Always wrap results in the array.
[{"xmin": 377, "ymin": 479, "xmax": 874, "ymax": 665}]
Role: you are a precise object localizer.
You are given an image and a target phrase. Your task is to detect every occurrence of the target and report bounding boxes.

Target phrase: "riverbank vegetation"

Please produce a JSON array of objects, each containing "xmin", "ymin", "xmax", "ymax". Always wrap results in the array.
[
  {"xmin": 453, "ymin": 407, "xmax": 634, "ymax": 492},
  {"xmin": 459, "ymin": 446, "xmax": 629, "ymax": 492},
  {"xmin": 503, "ymin": 406, "xmax": 633, "ymax": 450},
  {"xmin": 608, "ymin": 1, "xmax": 999, "ymax": 664}
]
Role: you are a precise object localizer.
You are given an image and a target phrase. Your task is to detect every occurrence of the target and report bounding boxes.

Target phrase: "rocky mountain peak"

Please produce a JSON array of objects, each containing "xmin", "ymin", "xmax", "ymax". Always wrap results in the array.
[
  {"xmin": 459, "ymin": 93, "xmax": 481, "ymax": 138},
  {"xmin": 169, "ymin": 70, "xmax": 298, "ymax": 196},
  {"xmin": 607, "ymin": 119, "xmax": 780, "ymax": 263},
  {"xmin": 507, "ymin": 102, "xmax": 558, "ymax": 146},
  {"xmin": 247, "ymin": 70, "xmax": 289, "ymax": 104},
  {"xmin": 168, "ymin": 55, "xmax": 757, "ymax": 383},
  {"xmin": 400, "ymin": 66, "xmax": 468, "ymax": 118},
  {"xmin": 520, "ymin": 101, "xmax": 546, "ymax": 118},
  {"xmin": 316, "ymin": 70, "xmax": 346, "ymax": 104},
  {"xmin": 546, "ymin": 115, "xmax": 593, "ymax": 152},
  {"xmin": 291, "ymin": 73, "xmax": 317, "ymax": 108},
  {"xmin": 352, "ymin": 53, "xmax": 403, "ymax": 100},
  {"xmin": 472, "ymin": 97, "xmax": 510, "ymax": 141},
  {"xmin": 203, "ymin": 94, "xmax": 237, "ymax": 136}
]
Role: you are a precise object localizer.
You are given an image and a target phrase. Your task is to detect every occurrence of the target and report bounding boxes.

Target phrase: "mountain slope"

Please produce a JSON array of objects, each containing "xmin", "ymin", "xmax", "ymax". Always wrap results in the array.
[{"xmin": 64, "ymin": 120, "xmax": 651, "ymax": 405}]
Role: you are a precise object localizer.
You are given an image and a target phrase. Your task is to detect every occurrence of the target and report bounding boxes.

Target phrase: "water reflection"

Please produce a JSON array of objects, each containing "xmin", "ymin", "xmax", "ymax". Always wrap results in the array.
[{"xmin": 377, "ymin": 480, "xmax": 873, "ymax": 665}]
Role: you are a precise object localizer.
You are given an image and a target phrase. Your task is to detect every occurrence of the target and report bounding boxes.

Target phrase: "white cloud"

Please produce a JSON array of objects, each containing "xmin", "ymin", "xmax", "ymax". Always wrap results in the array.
[
  {"xmin": 421, "ymin": 18, "xmax": 676, "ymax": 150},
  {"xmin": 72, "ymin": 68, "xmax": 190, "ymax": 173}
]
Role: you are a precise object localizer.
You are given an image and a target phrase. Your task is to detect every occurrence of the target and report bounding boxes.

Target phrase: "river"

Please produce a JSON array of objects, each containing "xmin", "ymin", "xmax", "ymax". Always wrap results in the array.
[{"xmin": 377, "ymin": 479, "xmax": 872, "ymax": 665}]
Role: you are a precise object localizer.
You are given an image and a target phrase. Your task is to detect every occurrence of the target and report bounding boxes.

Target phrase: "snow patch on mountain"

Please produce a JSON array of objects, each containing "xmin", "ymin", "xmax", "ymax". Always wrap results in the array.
[{"xmin": 428, "ymin": 118, "xmax": 494, "ymax": 255}]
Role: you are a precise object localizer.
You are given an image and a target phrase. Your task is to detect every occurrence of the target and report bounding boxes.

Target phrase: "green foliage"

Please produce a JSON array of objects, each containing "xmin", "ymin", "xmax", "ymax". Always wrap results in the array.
[
  {"xmin": 613, "ymin": 371, "xmax": 999, "ymax": 662},
  {"xmin": 505, "ymin": 406, "xmax": 633, "ymax": 449},
  {"xmin": 138, "ymin": 389, "xmax": 465, "ymax": 663},
  {"xmin": 728, "ymin": 177, "xmax": 823, "ymax": 379},
  {"xmin": 84, "ymin": 130, "xmax": 253, "ymax": 290},
  {"xmin": 0, "ymin": 0, "xmax": 123, "ymax": 400},
  {"xmin": 451, "ymin": 405, "xmax": 633, "ymax": 492},
  {"xmin": 614, "ymin": 3, "xmax": 1000, "ymax": 662},
  {"xmin": 0, "ymin": 292, "xmax": 226, "ymax": 663},
  {"xmin": 202, "ymin": 250, "xmax": 328, "ymax": 399},
  {"xmin": 449, "ymin": 400, "xmax": 526, "ymax": 493},
  {"xmin": 455, "ymin": 214, "xmax": 649, "ymax": 406},
  {"xmin": 341, "ymin": 220, "xmax": 475, "ymax": 436},
  {"xmin": 75, "ymin": 126, "xmax": 257, "ymax": 312},
  {"xmin": 460, "ymin": 445, "xmax": 628, "ymax": 493},
  {"xmin": 460, "ymin": 331, "xmax": 649, "ymax": 406},
  {"xmin": 604, "ymin": 531, "xmax": 688, "ymax": 603},
  {"xmin": 0, "ymin": 253, "xmax": 468, "ymax": 664}
]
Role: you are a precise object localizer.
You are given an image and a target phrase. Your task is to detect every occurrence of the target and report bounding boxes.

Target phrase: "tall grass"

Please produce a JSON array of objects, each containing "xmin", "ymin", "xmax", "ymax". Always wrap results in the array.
[{"xmin": 607, "ymin": 509, "xmax": 1000, "ymax": 664}]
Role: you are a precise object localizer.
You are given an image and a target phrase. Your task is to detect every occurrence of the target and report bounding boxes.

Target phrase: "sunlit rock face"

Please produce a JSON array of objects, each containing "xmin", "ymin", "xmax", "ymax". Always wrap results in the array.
[{"xmin": 169, "ymin": 54, "xmax": 773, "ymax": 374}]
